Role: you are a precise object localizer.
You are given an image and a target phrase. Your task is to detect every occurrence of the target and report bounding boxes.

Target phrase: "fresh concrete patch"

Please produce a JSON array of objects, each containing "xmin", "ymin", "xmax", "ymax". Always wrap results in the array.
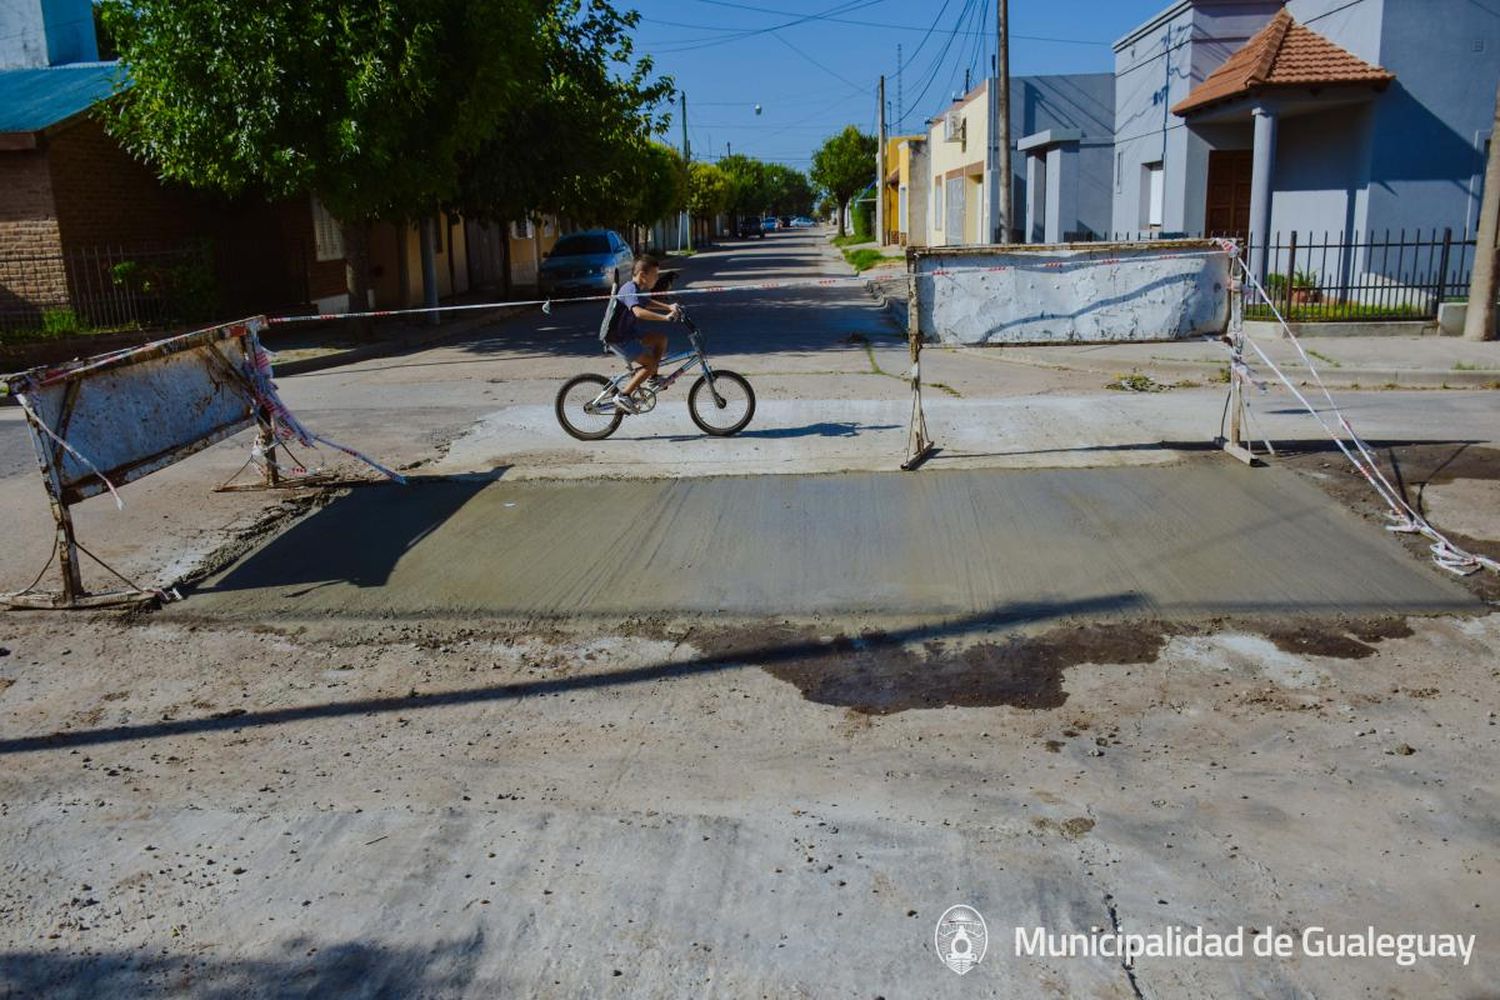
[{"xmin": 180, "ymin": 464, "xmax": 1476, "ymax": 621}]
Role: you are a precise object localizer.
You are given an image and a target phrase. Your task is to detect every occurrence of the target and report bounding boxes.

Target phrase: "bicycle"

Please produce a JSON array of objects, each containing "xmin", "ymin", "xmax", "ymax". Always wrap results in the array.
[{"xmin": 555, "ymin": 308, "xmax": 756, "ymax": 440}]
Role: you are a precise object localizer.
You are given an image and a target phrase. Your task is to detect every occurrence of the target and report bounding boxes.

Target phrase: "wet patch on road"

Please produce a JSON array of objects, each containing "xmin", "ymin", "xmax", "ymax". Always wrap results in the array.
[
  {"xmin": 698, "ymin": 621, "xmax": 1170, "ymax": 714},
  {"xmin": 699, "ymin": 612, "xmax": 1435, "ymax": 713}
]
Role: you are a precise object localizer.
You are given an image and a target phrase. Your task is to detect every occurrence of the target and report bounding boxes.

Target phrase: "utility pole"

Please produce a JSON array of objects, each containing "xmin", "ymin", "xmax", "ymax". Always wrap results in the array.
[
  {"xmin": 876, "ymin": 75, "xmax": 886, "ymax": 246},
  {"xmin": 680, "ymin": 91, "xmax": 692, "ymax": 252},
  {"xmin": 995, "ymin": 0, "xmax": 1013, "ymax": 244},
  {"xmin": 1465, "ymin": 79, "xmax": 1500, "ymax": 341}
]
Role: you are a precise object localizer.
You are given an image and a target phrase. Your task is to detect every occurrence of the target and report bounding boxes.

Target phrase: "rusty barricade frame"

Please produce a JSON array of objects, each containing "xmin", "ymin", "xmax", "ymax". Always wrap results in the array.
[{"xmin": 0, "ymin": 316, "xmax": 311, "ymax": 609}]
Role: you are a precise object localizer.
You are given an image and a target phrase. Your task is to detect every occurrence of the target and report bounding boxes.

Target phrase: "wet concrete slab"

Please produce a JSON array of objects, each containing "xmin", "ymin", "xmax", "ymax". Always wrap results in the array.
[{"xmin": 183, "ymin": 462, "xmax": 1478, "ymax": 620}]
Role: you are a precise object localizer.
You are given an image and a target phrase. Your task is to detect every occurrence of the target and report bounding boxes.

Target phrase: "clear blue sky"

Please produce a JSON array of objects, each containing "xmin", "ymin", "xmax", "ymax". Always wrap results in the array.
[{"xmin": 624, "ymin": 0, "xmax": 1171, "ymax": 172}]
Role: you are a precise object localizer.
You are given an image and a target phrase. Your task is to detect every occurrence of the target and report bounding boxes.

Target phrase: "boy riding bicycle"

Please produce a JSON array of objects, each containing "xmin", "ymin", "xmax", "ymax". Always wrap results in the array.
[{"xmin": 601, "ymin": 255, "xmax": 681, "ymax": 414}]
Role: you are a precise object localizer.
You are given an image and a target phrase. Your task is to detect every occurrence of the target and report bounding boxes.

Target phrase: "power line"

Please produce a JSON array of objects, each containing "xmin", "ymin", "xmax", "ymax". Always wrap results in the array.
[
  {"xmin": 650, "ymin": 0, "xmax": 891, "ymax": 54},
  {"xmin": 680, "ymin": 0, "xmax": 1109, "ymax": 45}
]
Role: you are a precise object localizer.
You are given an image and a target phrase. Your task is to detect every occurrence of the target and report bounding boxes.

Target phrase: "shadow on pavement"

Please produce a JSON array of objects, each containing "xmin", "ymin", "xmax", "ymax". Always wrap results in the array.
[
  {"xmin": 0, "ymin": 595, "xmax": 1141, "ymax": 755},
  {"xmin": 190, "ymin": 469, "xmax": 509, "ymax": 597},
  {"xmin": 635, "ymin": 421, "xmax": 902, "ymax": 442},
  {"xmin": 0, "ymin": 938, "xmax": 482, "ymax": 999}
]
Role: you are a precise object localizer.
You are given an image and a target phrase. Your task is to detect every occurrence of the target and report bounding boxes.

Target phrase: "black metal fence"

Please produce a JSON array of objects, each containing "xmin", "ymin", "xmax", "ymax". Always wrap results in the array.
[
  {"xmin": 0, "ymin": 244, "xmax": 216, "ymax": 337},
  {"xmin": 1090, "ymin": 228, "xmax": 1476, "ymax": 322}
]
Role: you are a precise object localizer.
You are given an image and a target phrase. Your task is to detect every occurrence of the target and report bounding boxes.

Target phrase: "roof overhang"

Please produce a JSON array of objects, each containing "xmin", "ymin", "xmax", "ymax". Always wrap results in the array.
[
  {"xmin": 1178, "ymin": 83, "xmax": 1388, "ymax": 124},
  {"xmin": 1017, "ymin": 128, "xmax": 1083, "ymax": 153}
]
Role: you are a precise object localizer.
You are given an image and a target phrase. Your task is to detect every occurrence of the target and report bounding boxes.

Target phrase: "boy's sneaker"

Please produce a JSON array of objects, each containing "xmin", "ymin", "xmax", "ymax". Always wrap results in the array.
[
  {"xmin": 644, "ymin": 376, "xmax": 667, "ymax": 391},
  {"xmin": 612, "ymin": 392, "xmax": 639, "ymax": 415}
]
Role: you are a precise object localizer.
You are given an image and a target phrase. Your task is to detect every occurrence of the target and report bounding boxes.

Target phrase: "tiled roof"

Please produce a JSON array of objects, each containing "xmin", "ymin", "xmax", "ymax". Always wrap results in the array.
[
  {"xmin": 1172, "ymin": 11, "xmax": 1394, "ymax": 116},
  {"xmin": 0, "ymin": 62, "xmax": 124, "ymax": 134}
]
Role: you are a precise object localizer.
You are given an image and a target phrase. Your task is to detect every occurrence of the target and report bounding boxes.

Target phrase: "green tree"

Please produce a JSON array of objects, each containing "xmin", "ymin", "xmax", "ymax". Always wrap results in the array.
[
  {"xmin": 717, "ymin": 154, "xmax": 769, "ymax": 217},
  {"xmin": 763, "ymin": 163, "xmax": 813, "ymax": 216},
  {"xmin": 99, "ymin": 0, "xmax": 654, "ymax": 313},
  {"xmin": 810, "ymin": 125, "xmax": 877, "ymax": 236},
  {"xmin": 456, "ymin": 1, "xmax": 673, "ymax": 239},
  {"xmin": 686, "ymin": 161, "xmax": 732, "ymax": 219},
  {"xmin": 630, "ymin": 142, "xmax": 686, "ymax": 229}
]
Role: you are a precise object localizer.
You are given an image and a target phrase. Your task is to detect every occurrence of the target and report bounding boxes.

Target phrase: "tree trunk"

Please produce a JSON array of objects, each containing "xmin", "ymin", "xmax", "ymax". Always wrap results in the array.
[
  {"xmin": 500, "ymin": 224, "xmax": 513, "ymax": 299},
  {"xmin": 837, "ymin": 199, "xmax": 847, "ymax": 238},
  {"xmin": 1465, "ymin": 79, "xmax": 1500, "ymax": 341},
  {"xmin": 341, "ymin": 219, "xmax": 373, "ymax": 341},
  {"xmin": 419, "ymin": 215, "xmax": 440, "ymax": 326}
]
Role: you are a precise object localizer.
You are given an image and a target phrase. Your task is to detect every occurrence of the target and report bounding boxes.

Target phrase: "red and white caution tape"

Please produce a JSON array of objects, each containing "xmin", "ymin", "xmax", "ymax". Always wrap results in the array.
[{"xmin": 262, "ymin": 246, "xmax": 1233, "ymax": 326}]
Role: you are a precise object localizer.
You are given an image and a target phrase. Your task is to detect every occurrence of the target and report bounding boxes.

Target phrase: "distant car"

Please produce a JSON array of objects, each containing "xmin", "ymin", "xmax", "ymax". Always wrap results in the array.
[
  {"xmin": 736, "ymin": 215, "xmax": 765, "ymax": 238},
  {"xmin": 538, "ymin": 229, "xmax": 634, "ymax": 297},
  {"xmin": 778, "ymin": 216, "xmax": 792, "ymax": 228},
  {"xmin": 790, "ymin": 216, "xmax": 816, "ymax": 228},
  {"xmin": 760, "ymin": 217, "xmax": 779, "ymax": 232}
]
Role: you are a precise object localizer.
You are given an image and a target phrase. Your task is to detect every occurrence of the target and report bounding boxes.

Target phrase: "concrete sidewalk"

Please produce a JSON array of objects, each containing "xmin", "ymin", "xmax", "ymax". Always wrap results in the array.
[{"xmin": 865, "ymin": 268, "xmax": 1500, "ymax": 388}]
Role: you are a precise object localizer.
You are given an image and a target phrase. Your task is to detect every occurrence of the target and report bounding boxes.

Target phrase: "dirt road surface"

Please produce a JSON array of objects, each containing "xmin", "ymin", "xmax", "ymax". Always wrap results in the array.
[{"xmin": 2, "ymin": 230, "xmax": 1498, "ymax": 997}]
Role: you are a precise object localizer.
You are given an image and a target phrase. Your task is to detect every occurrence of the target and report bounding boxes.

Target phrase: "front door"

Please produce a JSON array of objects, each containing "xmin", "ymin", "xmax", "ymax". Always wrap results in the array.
[
  {"xmin": 945, "ymin": 177, "xmax": 965, "ymax": 246},
  {"xmin": 1205, "ymin": 149, "xmax": 1252, "ymax": 239}
]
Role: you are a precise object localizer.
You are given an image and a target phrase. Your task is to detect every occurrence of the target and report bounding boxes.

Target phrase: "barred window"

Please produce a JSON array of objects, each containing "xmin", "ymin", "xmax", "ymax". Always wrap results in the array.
[{"xmin": 310, "ymin": 196, "xmax": 344, "ymax": 261}]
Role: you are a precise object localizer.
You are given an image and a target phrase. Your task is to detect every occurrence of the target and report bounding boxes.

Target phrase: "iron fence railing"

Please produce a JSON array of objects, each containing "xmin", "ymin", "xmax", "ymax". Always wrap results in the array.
[
  {"xmin": 0, "ymin": 244, "xmax": 213, "ymax": 336},
  {"xmin": 1089, "ymin": 228, "xmax": 1476, "ymax": 322}
]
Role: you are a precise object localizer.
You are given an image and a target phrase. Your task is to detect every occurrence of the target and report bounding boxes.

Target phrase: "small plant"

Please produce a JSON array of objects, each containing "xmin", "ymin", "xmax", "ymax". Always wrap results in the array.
[
  {"xmin": 40, "ymin": 308, "xmax": 80, "ymax": 337},
  {"xmin": 1452, "ymin": 360, "xmax": 1489, "ymax": 372},
  {"xmin": 1106, "ymin": 372, "xmax": 1168, "ymax": 393},
  {"xmin": 1306, "ymin": 349, "xmax": 1341, "ymax": 368},
  {"xmin": 1209, "ymin": 365, "xmax": 1231, "ymax": 384},
  {"xmin": 843, "ymin": 248, "xmax": 885, "ymax": 272}
]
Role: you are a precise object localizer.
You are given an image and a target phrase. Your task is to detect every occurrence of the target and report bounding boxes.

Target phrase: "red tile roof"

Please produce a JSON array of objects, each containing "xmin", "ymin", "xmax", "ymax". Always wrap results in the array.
[{"xmin": 1172, "ymin": 11, "xmax": 1395, "ymax": 116}]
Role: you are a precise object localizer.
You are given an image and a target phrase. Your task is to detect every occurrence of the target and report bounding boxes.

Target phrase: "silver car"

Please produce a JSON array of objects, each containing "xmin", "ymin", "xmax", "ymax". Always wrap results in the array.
[{"xmin": 538, "ymin": 229, "xmax": 635, "ymax": 297}]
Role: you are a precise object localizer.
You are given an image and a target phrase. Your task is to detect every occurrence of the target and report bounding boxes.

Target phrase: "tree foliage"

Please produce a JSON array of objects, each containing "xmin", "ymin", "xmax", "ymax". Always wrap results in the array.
[
  {"xmin": 763, "ymin": 163, "xmax": 814, "ymax": 216},
  {"xmin": 99, "ymin": 0, "xmax": 674, "ymax": 303},
  {"xmin": 810, "ymin": 125, "xmax": 877, "ymax": 235},
  {"xmin": 686, "ymin": 161, "xmax": 732, "ymax": 218},
  {"xmin": 455, "ymin": 1, "xmax": 674, "ymax": 229}
]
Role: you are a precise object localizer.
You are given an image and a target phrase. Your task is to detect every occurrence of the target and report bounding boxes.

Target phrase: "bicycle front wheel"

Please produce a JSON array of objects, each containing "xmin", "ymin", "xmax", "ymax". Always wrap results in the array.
[
  {"xmin": 556, "ymin": 374, "xmax": 624, "ymax": 440},
  {"xmin": 688, "ymin": 370, "xmax": 755, "ymax": 437}
]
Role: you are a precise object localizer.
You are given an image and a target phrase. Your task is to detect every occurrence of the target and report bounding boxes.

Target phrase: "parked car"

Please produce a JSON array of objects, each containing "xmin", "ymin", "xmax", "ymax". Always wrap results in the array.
[
  {"xmin": 790, "ymin": 216, "xmax": 816, "ymax": 228},
  {"xmin": 778, "ymin": 216, "xmax": 792, "ymax": 229},
  {"xmin": 538, "ymin": 229, "xmax": 634, "ymax": 297},
  {"xmin": 736, "ymin": 215, "xmax": 765, "ymax": 238},
  {"xmin": 760, "ymin": 217, "xmax": 779, "ymax": 233}
]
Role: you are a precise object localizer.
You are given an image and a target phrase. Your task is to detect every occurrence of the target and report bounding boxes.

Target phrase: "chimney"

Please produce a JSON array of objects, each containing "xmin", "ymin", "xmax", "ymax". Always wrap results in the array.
[{"xmin": 0, "ymin": 0, "xmax": 100, "ymax": 70}]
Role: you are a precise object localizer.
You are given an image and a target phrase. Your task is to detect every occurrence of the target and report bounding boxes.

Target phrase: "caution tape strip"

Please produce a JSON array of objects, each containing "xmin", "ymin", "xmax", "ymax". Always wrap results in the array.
[
  {"xmin": 262, "ymin": 246, "xmax": 1234, "ymax": 326},
  {"xmin": 1230, "ymin": 256, "xmax": 1497, "ymax": 577}
]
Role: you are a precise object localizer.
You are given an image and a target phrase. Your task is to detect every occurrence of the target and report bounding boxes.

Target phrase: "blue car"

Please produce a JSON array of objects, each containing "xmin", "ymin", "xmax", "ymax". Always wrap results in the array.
[
  {"xmin": 539, "ymin": 229, "xmax": 635, "ymax": 297},
  {"xmin": 760, "ymin": 217, "xmax": 779, "ymax": 233}
]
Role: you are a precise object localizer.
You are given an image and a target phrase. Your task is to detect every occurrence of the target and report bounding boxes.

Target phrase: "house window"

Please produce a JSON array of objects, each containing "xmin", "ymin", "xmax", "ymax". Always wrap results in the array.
[
  {"xmin": 1142, "ymin": 161, "xmax": 1165, "ymax": 231},
  {"xmin": 310, "ymin": 196, "xmax": 344, "ymax": 261},
  {"xmin": 933, "ymin": 179, "xmax": 944, "ymax": 229}
]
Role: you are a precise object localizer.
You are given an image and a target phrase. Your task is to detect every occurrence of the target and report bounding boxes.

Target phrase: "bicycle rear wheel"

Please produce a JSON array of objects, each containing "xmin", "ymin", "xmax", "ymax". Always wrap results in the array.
[
  {"xmin": 556, "ymin": 374, "xmax": 624, "ymax": 440},
  {"xmin": 688, "ymin": 370, "xmax": 755, "ymax": 437}
]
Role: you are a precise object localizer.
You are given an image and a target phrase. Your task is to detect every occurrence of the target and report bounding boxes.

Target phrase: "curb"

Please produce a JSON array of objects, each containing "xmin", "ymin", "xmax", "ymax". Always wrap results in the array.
[
  {"xmin": 862, "ymin": 275, "xmax": 909, "ymax": 333},
  {"xmin": 1, "ymin": 304, "xmax": 524, "ymax": 406},
  {"xmin": 268, "ymin": 305, "xmax": 524, "ymax": 378},
  {"xmin": 965, "ymin": 348, "xmax": 1500, "ymax": 390}
]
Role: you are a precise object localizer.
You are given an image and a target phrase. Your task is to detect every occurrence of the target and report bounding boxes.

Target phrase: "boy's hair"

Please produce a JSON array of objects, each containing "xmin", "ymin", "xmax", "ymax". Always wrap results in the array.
[{"xmin": 633, "ymin": 255, "xmax": 659, "ymax": 276}]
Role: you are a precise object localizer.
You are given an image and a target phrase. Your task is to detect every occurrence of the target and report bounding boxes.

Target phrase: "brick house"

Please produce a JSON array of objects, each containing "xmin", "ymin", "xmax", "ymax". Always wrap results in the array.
[{"xmin": 0, "ymin": 59, "xmax": 358, "ymax": 331}]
